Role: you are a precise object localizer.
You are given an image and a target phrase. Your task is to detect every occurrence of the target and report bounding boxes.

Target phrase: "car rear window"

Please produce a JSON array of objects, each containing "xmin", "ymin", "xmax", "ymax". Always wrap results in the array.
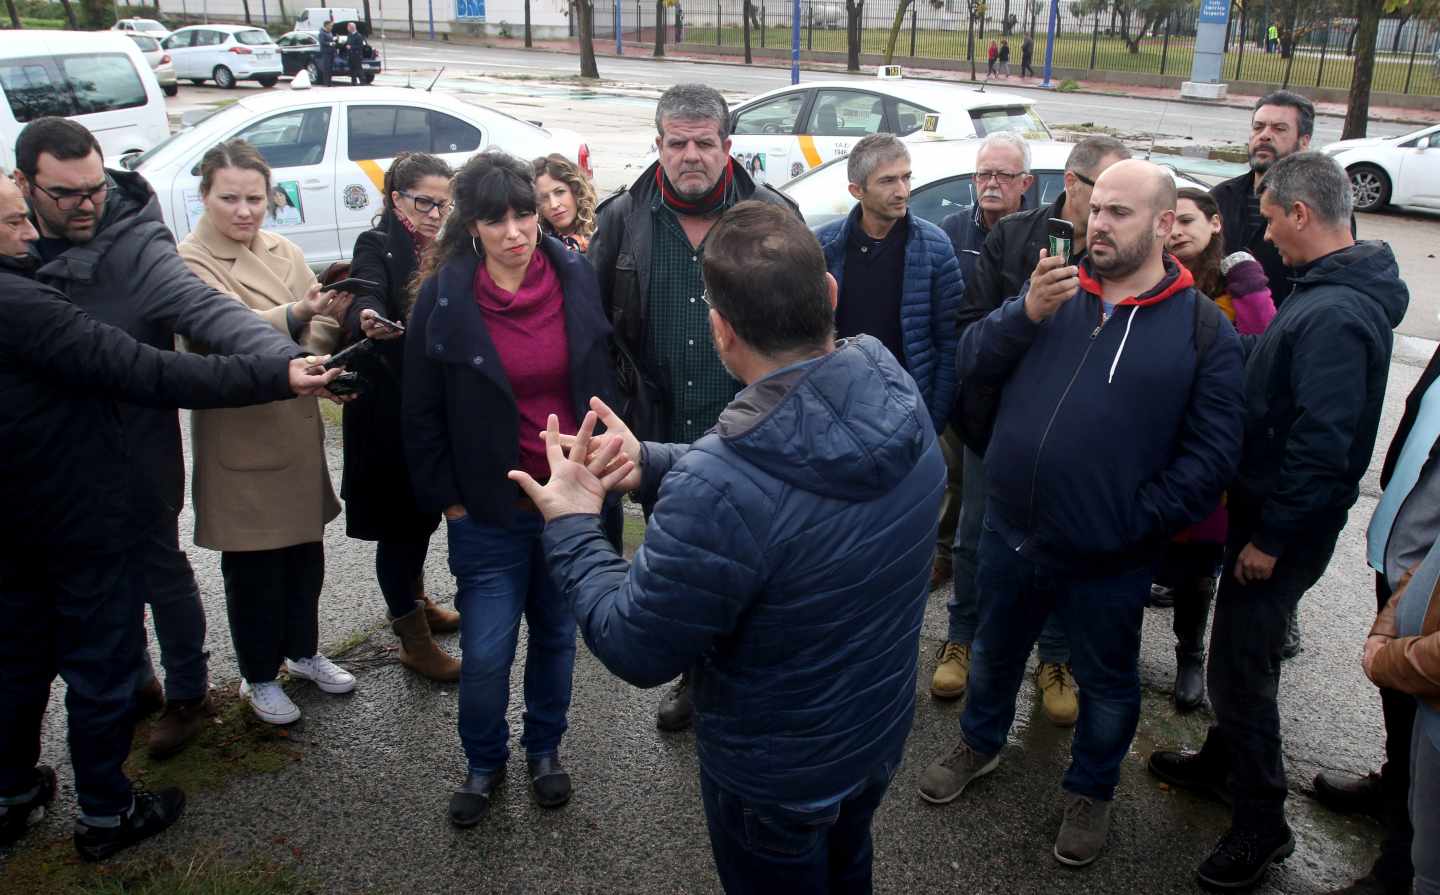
[
  {"xmin": 236, "ymin": 29, "xmax": 274, "ymax": 45},
  {"xmin": 969, "ymin": 106, "xmax": 1050, "ymax": 140},
  {"xmin": 129, "ymin": 35, "xmax": 161, "ymax": 52}
]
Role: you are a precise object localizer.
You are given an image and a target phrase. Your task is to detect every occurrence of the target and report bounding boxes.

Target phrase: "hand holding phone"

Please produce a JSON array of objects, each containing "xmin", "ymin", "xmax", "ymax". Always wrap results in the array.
[
  {"xmin": 1046, "ymin": 217, "xmax": 1074, "ymax": 261},
  {"xmin": 1024, "ymin": 249, "xmax": 1081, "ymax": 323},
  {"xmin": 360, "ymin": 309, "xmax": 405, "ymax": 341},
  {"xmin": 322, "ymin": 338, "xmax": 372, "ymax": 371}
]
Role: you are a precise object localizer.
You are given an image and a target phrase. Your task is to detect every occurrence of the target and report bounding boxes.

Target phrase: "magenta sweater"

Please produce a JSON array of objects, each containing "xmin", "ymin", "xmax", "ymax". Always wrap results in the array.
[{"xmin": 474, "ymin": 249, "xmax": 578, "ymax": 483}]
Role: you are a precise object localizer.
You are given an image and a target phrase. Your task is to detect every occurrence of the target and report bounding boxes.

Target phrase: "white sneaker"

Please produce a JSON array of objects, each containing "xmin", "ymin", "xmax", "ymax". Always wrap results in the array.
[
  {"xmin": 284, "ymin": 654, "xmax": 356, "ymax": 694},
  {"xmin": 239, "ymin": 679, "xmax": 301, "ymax": 725}
]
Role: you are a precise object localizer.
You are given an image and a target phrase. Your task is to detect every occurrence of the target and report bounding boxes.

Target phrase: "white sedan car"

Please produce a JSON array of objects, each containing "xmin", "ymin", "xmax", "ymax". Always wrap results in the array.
[
  {"xmin": 124, "ymin": 33, "xmax": 178, "ymax": 97},
  {"xmin": 783, "ymin": 139, "xmax": 1202, "ymax": 229},
  {"xmin": 1322, "ymin": 123, "xmax": 1440, "ymax": 213},
  {"xmin": 729, "ymin": 75, "xmax": 1050, "ymax": 185},
  {"xmin": 129, "ymin": 86, "xmax": 591, "ymax": 265},
  {"xmin": 162, "ymin": 24, "xmax": 282, "ymax": 89},
  {"xmin": 113, "ymin": 18, "xmax": 171, "ymax": 41}
]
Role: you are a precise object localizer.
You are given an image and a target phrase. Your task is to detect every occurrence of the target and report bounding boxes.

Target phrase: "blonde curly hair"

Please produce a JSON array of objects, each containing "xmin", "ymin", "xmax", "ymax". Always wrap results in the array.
[{"xmin": 531, "ymin": 153, "xmax": 597, "ymax": 241}]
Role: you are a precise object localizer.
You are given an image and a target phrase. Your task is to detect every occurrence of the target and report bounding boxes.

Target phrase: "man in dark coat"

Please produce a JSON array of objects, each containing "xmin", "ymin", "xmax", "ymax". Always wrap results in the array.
[
  {"xmin": 1150, "ymin": 152, "xmax": 1409, "ymax": 891},
  {"xmin": 344, "ymin": 22, "xmax": 367, "ymax": 85},
  {"xmin": 587, "ymin": 83, "xmax": 800, "ymax": 732},
  {"xmin": 0, "ymin": 173, "xmax": 333, "ymax": 860},
  {"xmin": 513, "ymin": 201, "xmax": 945, "ymax": 891},
  {"xmin": 316, "ymin": 19, "xmax": 335, "ymax": 85},
  {"xmin": 920, "ymin": 160, "xmax": 1244, "ymax": 870},
  {"xmin": 11, "ymin": 118, "xmax": 299, "ymax": 759}
]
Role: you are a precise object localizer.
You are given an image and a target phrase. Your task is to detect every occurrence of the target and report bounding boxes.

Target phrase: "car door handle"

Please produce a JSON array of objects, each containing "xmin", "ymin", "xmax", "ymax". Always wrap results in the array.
[{"xmin": 301, "ymin": 179, "xmax": 327, "ymax": 190}]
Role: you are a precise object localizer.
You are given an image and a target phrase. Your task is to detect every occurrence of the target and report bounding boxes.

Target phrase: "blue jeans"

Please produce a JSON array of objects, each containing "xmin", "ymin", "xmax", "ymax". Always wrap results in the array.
[
  {"xmin": 948, "ymin": 452, "xmax": 1068, "ymax": 664},
  {"xmin": 700, "ymin": 759, "xmax": 897, "ymax": 895},
  {"xmin": 1411, "ymin": 723, "xmax": 1440, "ymax": 895},
  {"xmin": 137, "ymin": 516, "xmax": 210, "ymax": 701},
  {"xmin": 0, "ymin": 551, "xmax": 147, "ymax": 816},
  {"xmin": 960, "ymin": 525, "xmax": 1150, "ymax": 801},
  {"xmin": 448, "ymin": 512, "xmax": 575, "ymax": 773}
]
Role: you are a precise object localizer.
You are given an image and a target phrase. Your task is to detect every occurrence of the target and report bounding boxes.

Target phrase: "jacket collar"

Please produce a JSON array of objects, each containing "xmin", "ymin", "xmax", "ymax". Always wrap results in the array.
[
  {"xmin": 32, "ymin": 168, "xmax": 163, "ymax": 284},
  {"xmin": 625, "ymin": 158, "xmax": 765, "ymax": 205},
  {"xmin": 841, "ymin": 201, "xmax": 913, "ymax": 245},
  {"xmin": 1077, "ymin": 253, "xmax": 1194, "ymax": 308}
]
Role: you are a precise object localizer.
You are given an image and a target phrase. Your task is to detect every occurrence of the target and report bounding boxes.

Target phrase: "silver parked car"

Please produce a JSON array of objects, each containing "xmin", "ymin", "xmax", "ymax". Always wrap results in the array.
[{"xmin": 124, "ymin": 32, "xmax": 178, "ymax": 97}]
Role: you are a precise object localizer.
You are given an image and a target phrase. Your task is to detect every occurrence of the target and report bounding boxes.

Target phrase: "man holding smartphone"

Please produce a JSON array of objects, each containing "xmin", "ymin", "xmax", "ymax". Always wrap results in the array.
[
  {"xmin": 919, "ymin": 160, "xmax": 1245, "ymax": 869},
  {"xmin": 937, "ymin": 136, "xmax": 1131, "ymax": 728}
]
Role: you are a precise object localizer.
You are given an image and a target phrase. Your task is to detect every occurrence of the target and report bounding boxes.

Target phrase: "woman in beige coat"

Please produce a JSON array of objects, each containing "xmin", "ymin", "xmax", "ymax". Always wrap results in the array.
[{"xmin": 179, "ymin": 139, "xmax": 357, "ymax": 726}]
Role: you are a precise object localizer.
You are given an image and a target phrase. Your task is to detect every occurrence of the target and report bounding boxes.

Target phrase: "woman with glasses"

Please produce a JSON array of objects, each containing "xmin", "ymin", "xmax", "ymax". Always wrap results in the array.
[
  {"xmin": 531, "ymin": 154, "xmax": 597, "ymax": 254},
  {"xmin": 340, "ymin": 151, "xmax": 461, "ymax": 682},
  {"xmin": 177, "ymin": 139, "xmax": 356, "ymax": 725},
  {"xmin": 403, "ymin": 150, "xmax": 618, "ymax": 826}
]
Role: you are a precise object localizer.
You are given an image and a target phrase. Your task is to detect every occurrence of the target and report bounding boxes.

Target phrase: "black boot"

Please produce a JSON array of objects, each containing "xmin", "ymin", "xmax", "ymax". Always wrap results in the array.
[
  {"xmin": 73, "ymin": 788, "xmax": 186, "ymax": 862},
  {"xmin": 1196, "ymin": 822, "xmax": 1295, "ymax": 890},
  {"xmin": 449, "ymin": 766, "xmax": 506, "ymax": 828},
  {"xmin": 0, "ymin": 766, "xmax": 57, "ymax": 847},
  {"xmin": 1173, "ymin": 575, "xmax": 1215, "ymax": 713}
]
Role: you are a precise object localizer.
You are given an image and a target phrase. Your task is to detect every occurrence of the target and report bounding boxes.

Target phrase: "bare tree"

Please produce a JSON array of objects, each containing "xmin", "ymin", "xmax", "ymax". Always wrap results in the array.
[
  {"xmin": 58, "ymin": 0, "xmax": 79, "ymax": 28},
  {"xmin": 5, "ymin": 0, "xmax": 22, "ymax": 28},
  {"xmin": 408, "ymin": 0, "xmax": 416, "ymax": 38},
  {"xmin": 743, "ymin": 0, "xmax": 754, "ymax": 63},
  {"xmin": 241, "ymin": 0, "xmax": 253, "ymax": 24},
  {"xmin": 883, "ymin": 0, "xmax": 912, "ymax": 62},
  {"xmin": 525, "ymin": 0, "xmax": 533, "ymax": 46},
  {"xmin": 845, "ymin": 0, "xmax": 864, "ymax": 71},
  {"xmin": 1343, "ymin": 0, "xmax": 1380, "ymax": 139},
  {"xmin": 572, "ymin": 0, "xmax": 600, "ymax": 77},
  {"xmin": 654, "ymin": 0, "xmax": 667, "ymax": 56}
]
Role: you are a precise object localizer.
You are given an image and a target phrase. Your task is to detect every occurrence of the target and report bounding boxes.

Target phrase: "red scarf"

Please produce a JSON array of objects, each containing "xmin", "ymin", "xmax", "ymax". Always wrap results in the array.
[
  {"xmin": 655, "ymin": 159, "xmax": 734, "ymax": 216},
  {"xmin": 395, "ymin": 210, "xmax": 430, "ymax": 262}
]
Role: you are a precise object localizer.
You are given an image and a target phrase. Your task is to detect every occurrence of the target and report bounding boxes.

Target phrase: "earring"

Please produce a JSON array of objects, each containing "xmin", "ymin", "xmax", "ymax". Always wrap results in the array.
[{"xmin": 472, "ymin": 236, "xmax": 481, "ymax": 256}]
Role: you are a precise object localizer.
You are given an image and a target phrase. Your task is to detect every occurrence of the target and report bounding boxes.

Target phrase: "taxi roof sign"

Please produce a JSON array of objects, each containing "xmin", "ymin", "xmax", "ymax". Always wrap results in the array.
[{"xmin": 877, "ymin": 65, "xmax": 903, "ymax": 79}]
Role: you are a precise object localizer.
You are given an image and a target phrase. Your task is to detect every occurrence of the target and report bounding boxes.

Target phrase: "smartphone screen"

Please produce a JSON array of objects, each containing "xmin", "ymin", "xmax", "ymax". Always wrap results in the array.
[{"xmin": 1047, "ymin": 218, "xmax": 1074, "ymax": 261}]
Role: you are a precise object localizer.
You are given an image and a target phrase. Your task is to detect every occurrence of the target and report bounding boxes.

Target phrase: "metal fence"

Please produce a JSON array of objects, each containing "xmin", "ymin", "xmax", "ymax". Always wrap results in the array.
[{"xmin": 591, "ymin": 0, "xmax": 1440, "ymax": 97}]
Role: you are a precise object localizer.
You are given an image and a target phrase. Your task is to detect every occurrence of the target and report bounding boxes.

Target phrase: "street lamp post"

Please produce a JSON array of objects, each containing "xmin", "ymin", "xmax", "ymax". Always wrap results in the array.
[{"xmin": 790, "ymin": 0, "xmax": 799, "ymax": 84}]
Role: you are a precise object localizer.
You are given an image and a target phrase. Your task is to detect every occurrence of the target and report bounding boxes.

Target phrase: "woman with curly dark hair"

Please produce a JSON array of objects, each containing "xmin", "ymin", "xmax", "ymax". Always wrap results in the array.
[
  {"xmin": 531, "ymin": 153, "xmax": 597, "ymax": 253},
  {"xmin": 341, "ymin": 151, "xmax": 460, "ymax": 682},
  {"xmin": 403, "ymin": 150, "xmax": 619, "ymax": 826}
]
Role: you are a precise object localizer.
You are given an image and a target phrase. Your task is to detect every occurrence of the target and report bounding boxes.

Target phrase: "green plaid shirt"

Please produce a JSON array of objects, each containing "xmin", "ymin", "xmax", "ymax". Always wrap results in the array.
[{"xmin": 646, "ymin": 200, "xmax": 741, "ymax": 443}]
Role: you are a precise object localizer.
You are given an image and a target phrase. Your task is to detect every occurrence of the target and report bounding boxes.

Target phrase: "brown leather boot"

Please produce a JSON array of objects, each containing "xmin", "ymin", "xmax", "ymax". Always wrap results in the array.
[
  {"xmin": 392, "ymin": 602, "xmax": 461, "ymax": 682},
  {"xmin": 147, "ymin": 695, "xmax": 214, "ymax": 760},
  {"xmin": 422, "ymin": 595, "xmax": 461, "ymax": 633}
]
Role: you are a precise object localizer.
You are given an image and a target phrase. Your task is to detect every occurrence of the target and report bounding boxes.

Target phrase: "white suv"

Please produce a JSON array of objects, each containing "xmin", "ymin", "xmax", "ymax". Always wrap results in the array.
[{"xmin": 163, "ymin": 25, "xmax": 282, "ymax": 89}]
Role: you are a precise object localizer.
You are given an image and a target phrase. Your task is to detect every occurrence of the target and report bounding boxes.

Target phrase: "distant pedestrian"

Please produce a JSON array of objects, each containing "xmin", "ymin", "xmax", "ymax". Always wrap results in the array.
[
  {"xmin": 675, "ymin": 5, "xmax": 683, "ymax": 42},
  {"xmin": 317, "ymin": 20, "xmax": 334, "ymax": 85},
  {"xmin": 1267, "ymin": 23, "xmax": 1279, "ymax": 53},
  {"xmin": 987, "ymin": 39, "xmax": 998, "ymax": 77},
  {"xmin": 1021, "ymin": 35, "xmax": 1035, "ymax": 78},
  {"xmin": 1150, "ymin": 152, "xmax": 1409, "ymax": 892},
  {"xmin": 998, "ymin": 39, "xmax": 1011, "ymax": 77},
  {"xmin": 345, "ymin": 22, "xmax": 367, "ymax": 85}
]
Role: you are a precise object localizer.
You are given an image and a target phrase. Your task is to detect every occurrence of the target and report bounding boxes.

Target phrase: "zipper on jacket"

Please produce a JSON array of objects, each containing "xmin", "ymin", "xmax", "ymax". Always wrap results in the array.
[{"xmin": 1024, "ymin": 314, "xmax": 1108, "ymax": 538}]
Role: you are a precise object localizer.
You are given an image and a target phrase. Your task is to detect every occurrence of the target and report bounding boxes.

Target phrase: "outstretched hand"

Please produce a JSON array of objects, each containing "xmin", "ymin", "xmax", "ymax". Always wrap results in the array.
[
  {"xmin": 509, "ymin": 410, "xmax": 635, "ymax": 522},
  {"xmin": 552, "ymin": 396, "xmax": 644, "ymax": 494}
]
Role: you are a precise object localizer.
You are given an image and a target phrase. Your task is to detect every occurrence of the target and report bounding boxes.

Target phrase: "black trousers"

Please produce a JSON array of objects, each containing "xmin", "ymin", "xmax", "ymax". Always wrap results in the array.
[
  {"xmin": 1200, "ymin": 515, "xmax": 1338, "ymax": 829},
  {"xmin": 316, "ymin": 57, "xmax": 331, "ymax": 85},
  {"xmin": 1374, "ymin": 571, "xmax": 1417, "ymax": 887},
  {"xmin": 376, "ymin": 535, "xmax": 432, "ymax": 618},
  {"xmin": 221, "ymin": 542, "xmax": 324, "ymax": 684},
  {"xmin": 0, "ymin": 551, "xmax": 146, "ymax": 816}
]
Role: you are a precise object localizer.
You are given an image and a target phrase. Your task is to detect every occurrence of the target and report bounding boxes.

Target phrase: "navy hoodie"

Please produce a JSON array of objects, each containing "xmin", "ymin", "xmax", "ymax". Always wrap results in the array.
[
  {"xmin": 958, "ymin": 255, "xmax": 1246, "ymax": 574},
  {"xmin": 1234, "ymin": 240, "xmax": 1409, "ymax": 554}
]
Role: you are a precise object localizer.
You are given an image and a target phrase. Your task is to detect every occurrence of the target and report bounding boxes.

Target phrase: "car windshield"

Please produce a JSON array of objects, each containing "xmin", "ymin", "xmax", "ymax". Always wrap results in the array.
[
  {"xmin": 970, "ymin": 106, "xmax": 1050, "ymax": 140},
  {"xmin": 136, "ymin": 21, "xmax": 165, "ymax": 31},
  {"xmin": 235, "ymin": 29, "xmax": 274, "ymax": 45},
  {"xmin": 129, "ymin": 104, "xmax": 247, "ymax": 169}
]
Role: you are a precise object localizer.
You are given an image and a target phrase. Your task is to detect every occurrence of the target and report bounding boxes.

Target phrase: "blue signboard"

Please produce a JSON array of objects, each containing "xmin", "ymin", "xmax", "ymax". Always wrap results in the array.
[
  {"xmin": 456, "ymin": 0, "xmax": 485, "ymax": 20},
  {"xmin": 1198, "ymin": 0, "xmax": 1228, "ymax": 24}
]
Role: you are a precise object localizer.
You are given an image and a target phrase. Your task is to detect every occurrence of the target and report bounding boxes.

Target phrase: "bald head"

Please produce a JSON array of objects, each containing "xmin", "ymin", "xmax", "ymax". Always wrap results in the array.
[
  {"xmin": 0, "ymin": 175, "xmax": 39, "ymax": 259},
  {"xmin": 1087, "ymin": 160, "xmax": 1176, "ymax": 282}
]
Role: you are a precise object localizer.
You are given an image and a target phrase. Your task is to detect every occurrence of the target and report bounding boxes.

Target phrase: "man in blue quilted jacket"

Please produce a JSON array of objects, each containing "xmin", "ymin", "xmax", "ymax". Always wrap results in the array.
[
  {"xmin": 512, "ymin": 200, "xmax": 946, "ymax": 892},
  {"xmin": 814, "ymin": 133, "xmax": 964, "ymax": 435}
]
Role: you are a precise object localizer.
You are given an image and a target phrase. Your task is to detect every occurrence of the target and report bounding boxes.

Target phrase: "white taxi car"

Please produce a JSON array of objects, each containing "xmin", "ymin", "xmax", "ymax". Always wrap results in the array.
[
  {"xmin": 113, "ymin": 18, "xmax": 171, "ymax": 41},
  {"xmin": 728, "ymin": 73, "xmax": 1050, "ymax": 185},
  {"xmin": 1321, "ymin": 123, "xmax": 1440, "ymax": 213},
  {"xmin": 783, "ymin": 139, "xmax": 1202, "ymax": 229},
  {"xmin": 128, "ymin": 86, "xmax": 591, "ymax": 265},
  {"xmin": 162, "ymin": 24, "xmax": 282, "ymax": 89}
]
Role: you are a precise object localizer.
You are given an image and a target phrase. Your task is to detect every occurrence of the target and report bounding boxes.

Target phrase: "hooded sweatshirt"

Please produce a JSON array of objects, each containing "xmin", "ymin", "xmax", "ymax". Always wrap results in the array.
[
  {"xmin": 958, "ymin": 254, "xmax": 1246, "ymax": 575},
  {"xmin": 1233, "ymin": 240, "xmax": 1410, "ymax": 554},
  {"xmin": 541, "ymin": 336, "xmax": 946, "ymax": 805}
]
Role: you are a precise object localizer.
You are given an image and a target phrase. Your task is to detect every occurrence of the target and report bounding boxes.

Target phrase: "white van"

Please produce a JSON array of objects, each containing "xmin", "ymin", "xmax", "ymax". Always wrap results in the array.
[
  {"xmin": 294, "ymin": 7, "xmax": 363, "ymax": 33},
  {"xmin": 0, "ymin": 31, "xmax": 170, "ymax": 173}
]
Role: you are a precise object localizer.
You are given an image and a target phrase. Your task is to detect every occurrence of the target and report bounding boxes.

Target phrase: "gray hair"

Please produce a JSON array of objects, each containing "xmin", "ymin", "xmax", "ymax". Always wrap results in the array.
[
  {"xmin": 847, "ymin": 134, "xmax": 910, "ymax": 189},
  {"xmin": 1255, "ymin": 90, "xmax": 1316, "ymax": 140},
  {"xmin": 977, "ymin": 132, "xmax": 1031, "ymax": 172},
  {"xmin": 1065, "ymin": 135, "xmax": 1130, "ymax": 176},
  {"xmin": 1259, "ymin": 150, "xmax": 1353, "ymax": 228},
  {"xmin": 655, "ymin": 84, "xmax": 731, "ymax": 141}
]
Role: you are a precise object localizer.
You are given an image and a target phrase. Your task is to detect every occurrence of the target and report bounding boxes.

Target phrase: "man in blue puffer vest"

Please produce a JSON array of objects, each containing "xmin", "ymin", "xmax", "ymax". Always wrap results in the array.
[
  {"xmin": 917, "ymin": 160, "xmax": 1245, "ymax": 869},
  {"xmin": 511, "ymin": 201, "xmax": 946, "ymax": 892},
  {"xmin": 814, "ymin": 133, "xmax": 964, "ymax": 434}
]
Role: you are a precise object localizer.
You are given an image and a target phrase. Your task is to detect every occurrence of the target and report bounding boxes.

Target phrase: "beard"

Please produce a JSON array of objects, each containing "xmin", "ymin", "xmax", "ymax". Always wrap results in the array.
[
  {"xmin": 1248, "ymin": 146, "xmax": 1279, "ymax": 173},
  {"xmin": 1089, "ymin": 229, "xmax": 1155, "ymax": 280}
]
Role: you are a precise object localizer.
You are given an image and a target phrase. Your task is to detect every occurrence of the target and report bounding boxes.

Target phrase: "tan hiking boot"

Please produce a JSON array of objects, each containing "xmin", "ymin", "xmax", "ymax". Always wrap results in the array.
[
  {"xmin": 393, "ymin": 602, "xmax": 461, "ymax": 682},
  {"xmin": 930, "ymin": 642, "xmax": 971, "ymax": 700},
  {"xmin": 421, "ymin": 595, "xmax": 461, "ymax": 634},
  {"xmin": 147, "ymin": 695, "xmax": 215, "ymax": 759},
  {"xmin": 1035, "ymin": 662, "xmax": 1079, "ymax": 727}
]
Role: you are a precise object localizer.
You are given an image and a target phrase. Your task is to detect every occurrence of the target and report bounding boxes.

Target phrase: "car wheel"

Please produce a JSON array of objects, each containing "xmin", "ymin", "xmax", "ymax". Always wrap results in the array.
[
  {"xmin": 257, "ymin": 75, "xmax": 279, "ymax": 88},
  {"xmin": 1347, "ymin": 164, "xmax": 1391, "ymax": 213},
  {"xmin": 213, "ymin": 65, "xmax": 236, "ymax": 89},
  {"xmin": 306, "ymin": 62, "xmax": 320, "ymax": 82},
  {"xmin": 360, "ymin": 73, "xmax": 375, "ymax": 84},
  {"xmin": 163, "ymin": 83, "xmax": 179, "ymax": 97}
]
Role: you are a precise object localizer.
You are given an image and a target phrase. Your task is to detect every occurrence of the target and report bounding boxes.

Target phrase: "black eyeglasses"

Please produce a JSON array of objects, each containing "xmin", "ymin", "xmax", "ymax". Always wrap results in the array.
[
  {"xmin": 975, "ymin": 170, "xmax": 1023, "ymax": 184},
  {"xmin": 32, "ymin": 176, "xmax": 112, "ymax": 211},
  {"xmin": 400, "ymin": 191, "xmax": 451, "ymax": 215},
  {"xmin": 1072, "ymin": 171, "xmax": 1096, "ymax": 187}
]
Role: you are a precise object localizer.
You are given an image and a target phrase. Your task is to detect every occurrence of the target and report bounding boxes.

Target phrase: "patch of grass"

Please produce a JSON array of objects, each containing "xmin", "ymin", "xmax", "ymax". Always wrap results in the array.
[
  {"xmin": 122, "ymin": 689, "xmax": 303, "ymax": 798},
  {"xmin": 1057, "ymin": 78, "xmax": 1080, "ymax": 92},
  {"xmin": 317, "ymin": 400, "xmax": 342, "ymax": 427},
  {"xmin": 1, "ymin": 843, "xmax": 314, "ymax": 895},
  {"xmin": 622, "ymin": 512, "xmax": 646, "ymax": 554}
]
